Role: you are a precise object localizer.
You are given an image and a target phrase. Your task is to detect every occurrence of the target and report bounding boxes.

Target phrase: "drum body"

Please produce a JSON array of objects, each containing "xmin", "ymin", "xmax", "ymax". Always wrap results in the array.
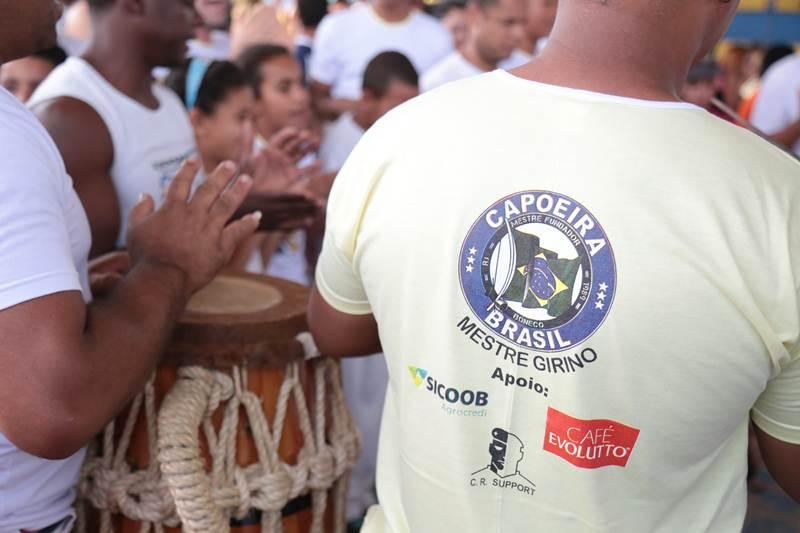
[{"xmin": 80, "ymin": 273, "xmax": 347, "ymax": 532}]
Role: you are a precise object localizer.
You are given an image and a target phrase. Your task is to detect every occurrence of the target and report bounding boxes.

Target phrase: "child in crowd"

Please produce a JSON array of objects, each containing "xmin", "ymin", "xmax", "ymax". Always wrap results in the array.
[
  {"xmin": 0, "ymin": 47, "xmax": 66, "ymax": 103},
  {"xmin": 237, "ymin": 44, "xmax": 331, "ymax": 284}
]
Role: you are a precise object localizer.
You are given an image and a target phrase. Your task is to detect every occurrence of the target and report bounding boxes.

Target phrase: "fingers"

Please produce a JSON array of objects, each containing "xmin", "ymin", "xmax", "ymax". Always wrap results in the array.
[
  {"xmin": 89, "ymin": 272, "xmax": 123, "ymax": 299},
  {"xmin": 88, "ymin": 251, "xmax": 132, "ymax": 276},
  {"xmin": 165, "ymin": 159, "xmax": 201, "ymax": 204},
  {"xmin": 191, "ymin": 161, "xmax": 238, "ymax": 212},
  {"xmin": 128, "ymin": 193, "xmax": 155, "ymax": 229},
  {"xmin": 270, "ymin": 127, "xmax": 300, "ymax": 152},
  {"xmin": 221, "ymin": 212, "xmax": 262, "ymax": 257},
  {"xmin": 210, "ymin": 174, "xmax": 254, "ymax": 227},
  {"xmin": 270, "ymin": 127, "xmax": 318, "ymax": 162}
]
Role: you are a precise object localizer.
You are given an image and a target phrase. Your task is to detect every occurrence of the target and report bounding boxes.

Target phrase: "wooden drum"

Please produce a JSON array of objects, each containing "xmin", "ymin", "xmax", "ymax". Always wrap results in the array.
[{"xmin": 78, "ymin": 273, "xmax": 359, "ymax": 533}]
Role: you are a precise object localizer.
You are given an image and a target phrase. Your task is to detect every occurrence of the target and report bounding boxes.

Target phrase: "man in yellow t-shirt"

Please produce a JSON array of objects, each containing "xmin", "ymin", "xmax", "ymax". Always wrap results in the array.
[{"xmin": 308, "ymin": 1, "xmax": 800, "ymax": 531}]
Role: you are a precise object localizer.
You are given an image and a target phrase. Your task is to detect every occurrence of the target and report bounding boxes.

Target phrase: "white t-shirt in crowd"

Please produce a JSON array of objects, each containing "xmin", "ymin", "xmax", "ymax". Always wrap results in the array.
[
  {"xmin": 421, "ymin": 51, "xmax": 483, "ymax": 92},
  {"xmin": 187, "ymin": 30, "xmax": 232, "ymax": 62},
  {"xmin": 319, "ymin": 113, "xmax": 366, "ymax": 173},
  {"xmin": 0, "ymin": 88, "xmax": 92, "ymax": 532},
  {"xmin": 316, "ymin": 70, "xmax": 800, "ymax": 533},
  {"xmin": 751, "ymin": 53, "xmax": 800, "ymax": 156},
  {"xmin": 29, "ymin": 57, "xmax": 197, "ymax": 247},
  {"xmin": 309, "ymin": 3, "xmax": 453, "ymax": 100}
]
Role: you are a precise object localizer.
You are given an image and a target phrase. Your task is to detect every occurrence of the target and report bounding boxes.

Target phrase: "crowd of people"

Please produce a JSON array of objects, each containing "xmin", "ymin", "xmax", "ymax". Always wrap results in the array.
[{"xmin": 0, "ymin": 0, "xmax": 799, "ymax": 531}]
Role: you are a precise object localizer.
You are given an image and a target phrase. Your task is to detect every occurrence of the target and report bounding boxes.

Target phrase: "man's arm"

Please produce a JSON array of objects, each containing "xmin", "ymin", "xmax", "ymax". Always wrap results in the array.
[
  {"xmin": 310, "ymin": 80, "xmax": 359, "ymax": 121},
  {"xmin": 0, "ymin": 161, "xmax": 260, "ymax": 460},
  {"xmin": 753, "ymin": 425, "xmax": 800, "ymax": 502},
  {"xmin": 33, "ymin": 97, "xmax": 120, "ymax": 258},
  {"xmin": 308, "ymin": 286, "xmax": 381, "ymax": 357}
]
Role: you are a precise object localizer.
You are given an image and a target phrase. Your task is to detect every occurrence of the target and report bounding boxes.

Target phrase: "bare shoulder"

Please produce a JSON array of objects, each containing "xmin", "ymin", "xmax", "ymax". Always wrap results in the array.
[{"xmin": 31, "ymin": 96, "xmax": 113, "ymax": 171}]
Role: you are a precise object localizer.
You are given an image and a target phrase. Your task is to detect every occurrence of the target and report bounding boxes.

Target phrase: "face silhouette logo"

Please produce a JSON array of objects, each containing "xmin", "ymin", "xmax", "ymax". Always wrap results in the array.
[{"xmin": 470, "ymin": 428, "xmax": 536, "ymax": 496}]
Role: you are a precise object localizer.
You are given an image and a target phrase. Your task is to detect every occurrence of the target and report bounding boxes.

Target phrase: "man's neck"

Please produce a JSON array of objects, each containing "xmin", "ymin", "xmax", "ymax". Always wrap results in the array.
[
  {"xmin": 371, "ymin": 1, "xmax": 413, "ymax": 23},
  {"xmin": 461, "ymin": 40, "xmax": 497, "ymax": 73},
  {"xmin": 513, "ymin": 8, "xmax": 696, "ymax": 102},
  {"xmin": 83, "ymin": 28, "xmax": 159, "ymax": 108}
]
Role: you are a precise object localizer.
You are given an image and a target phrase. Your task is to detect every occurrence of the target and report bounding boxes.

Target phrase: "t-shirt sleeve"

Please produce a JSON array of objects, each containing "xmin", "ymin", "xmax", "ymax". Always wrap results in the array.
[
  {"xmin": 308, "ymin": 16, "xmax": 342, "ymax": 87},
  {"xmin": 314, "ymin": 117, "xmax": 391, "ymax": 316},
  {"xmin": 752, "ymin": 171, "xmax": 800, "ymax": 444},
  {"xmin": 751, "ymin": 355, "xmax": 800, "ymax": 444},
  {"xmin": 0, "ymin": 127, "xmax": 83, "ymax": 311}
]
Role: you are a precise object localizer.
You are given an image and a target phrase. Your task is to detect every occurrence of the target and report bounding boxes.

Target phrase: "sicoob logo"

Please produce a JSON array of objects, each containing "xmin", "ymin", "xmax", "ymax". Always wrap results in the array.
[
  {"xmin": 460, "ymin": 191, "xmax": 616, "ymax": 352},
  {"xmin": 470, "ymin": 428, "xmax": 536, "ymax": 496},
  {"xmin": 543, "ymin": 407, "xmax": 640, "ymax": 468},
  {"xmin": 408, "ymin": 366, "xmax": 489, "ymax": 416}
]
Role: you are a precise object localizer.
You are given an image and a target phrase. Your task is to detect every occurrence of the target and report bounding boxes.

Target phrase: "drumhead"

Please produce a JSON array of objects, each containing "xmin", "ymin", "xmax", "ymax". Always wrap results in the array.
[{"xmin": 186, "ymin": 275, "xmax": 283, "ymax": 315}]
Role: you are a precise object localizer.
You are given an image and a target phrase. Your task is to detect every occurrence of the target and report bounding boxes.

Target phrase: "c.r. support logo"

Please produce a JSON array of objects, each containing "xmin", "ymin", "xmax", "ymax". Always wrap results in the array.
[
  {"xmin": 459, "ymin": 191, "xmax": 616, "ymax": 352},
  {"xmin": 408, "ymin": 366, "xmax": 488, "ymax": 417},
  {"xmin": 470, "ymin": 427, "xmax": 536, "ymax": 496}
]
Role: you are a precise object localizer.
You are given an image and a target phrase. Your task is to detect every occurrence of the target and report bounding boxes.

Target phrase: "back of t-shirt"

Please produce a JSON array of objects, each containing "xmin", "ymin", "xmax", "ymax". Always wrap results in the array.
[{"xmin": 316, "ymin": 71, "xmax": 800, "ymax": 532}]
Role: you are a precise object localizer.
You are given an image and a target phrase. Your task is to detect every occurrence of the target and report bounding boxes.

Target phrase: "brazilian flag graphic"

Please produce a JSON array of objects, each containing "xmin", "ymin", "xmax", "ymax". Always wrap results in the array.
[{"xmin": 500, "ymin": 229, "xmax": 581, "ymax": 319}]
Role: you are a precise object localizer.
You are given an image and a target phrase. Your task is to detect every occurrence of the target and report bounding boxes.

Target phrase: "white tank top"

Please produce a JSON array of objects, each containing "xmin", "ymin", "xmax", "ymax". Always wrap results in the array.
[{"xmin": 29, "ymin": 57, "xmax": 197, "ymax": 247}]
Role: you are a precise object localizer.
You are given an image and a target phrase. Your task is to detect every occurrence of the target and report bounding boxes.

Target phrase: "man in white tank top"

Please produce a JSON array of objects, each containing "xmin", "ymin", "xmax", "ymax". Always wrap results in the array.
[{"xmin": 30, "ymin": 0, "xmax": 315, "ymax": 258}]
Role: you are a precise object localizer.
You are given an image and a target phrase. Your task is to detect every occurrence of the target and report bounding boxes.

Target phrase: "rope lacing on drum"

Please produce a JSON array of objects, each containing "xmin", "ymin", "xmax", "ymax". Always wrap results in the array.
[{"xmin": 75, "ymin": 333, "xmax": 361, "ymax": 533}]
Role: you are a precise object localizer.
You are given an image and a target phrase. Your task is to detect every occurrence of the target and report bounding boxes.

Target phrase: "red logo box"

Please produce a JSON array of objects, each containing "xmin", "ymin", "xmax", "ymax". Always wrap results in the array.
[{"xmin": 543, "ymin": 407, "xmax": 640, "ymax": 469}]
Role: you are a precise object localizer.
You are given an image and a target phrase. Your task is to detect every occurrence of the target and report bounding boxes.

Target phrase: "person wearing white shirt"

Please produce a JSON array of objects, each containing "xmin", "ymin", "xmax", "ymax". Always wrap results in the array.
[
  {"xmin": 308, "ymin": 0, "xmax": 452, "ymax": 118},
  {"xmin": 422, "ymin": 0, "xmax": 526, "ymax": 92},
  {"xmin": 320, "ymin": 51, "xmax": 419, "ymax": 173},
  {"xmin": 188, "ymin": 0, "xmax": 232, "ymax": 61},
  {"xmin": 318, "ymin": 51, "xmax": 419, "ymax": 529},
  {"xmin": 751, "ymin": 53, "xmax": 800, "ymax": 157},
  {"xmin": 0, "ymin": 2, "xmax": 264, "ymax": 531}
]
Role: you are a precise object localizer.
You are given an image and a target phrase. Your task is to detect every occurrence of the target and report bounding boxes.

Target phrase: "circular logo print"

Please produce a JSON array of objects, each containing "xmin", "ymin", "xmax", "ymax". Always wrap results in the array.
[{"xmin": 459, "ymin": 191, "xmax": 616, "ymax": 352}]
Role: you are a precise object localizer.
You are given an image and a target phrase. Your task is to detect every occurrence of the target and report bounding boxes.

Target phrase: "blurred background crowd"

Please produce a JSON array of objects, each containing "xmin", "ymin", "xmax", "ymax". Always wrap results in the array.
[{"xmin": 1, "ymin": 0, "xmax": 798, "ymax": 530}]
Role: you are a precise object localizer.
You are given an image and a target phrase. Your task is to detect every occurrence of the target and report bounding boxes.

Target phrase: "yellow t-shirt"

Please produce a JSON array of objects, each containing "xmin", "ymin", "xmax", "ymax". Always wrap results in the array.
[{"xmin": 315, "ymin": 70, "xmax": 800, "ymax": 533}]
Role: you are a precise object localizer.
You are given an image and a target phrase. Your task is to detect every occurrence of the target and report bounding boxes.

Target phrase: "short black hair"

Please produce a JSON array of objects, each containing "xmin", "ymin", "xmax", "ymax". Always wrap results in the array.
[
  {"xmin": 236, "ymin": 44, "xmax": 293, "ymax": 98},
  {"xmin": 32, "ymin": 46, "xmax": 67, "ymax": 69},
  {"xmin": 165, "ymin": 60, "xmax": 250, "ymax": 114},
  {"xmin": 761, "ymin": 45, "xmax": 794, "ymax": 77},
  {"xmin": 431, "ymin": 0, "xmax": 467, "ymax": 19},
  {"xmin": 362, "ymin": 51, "xmax": 419, "ymax": 98},
  {"xmin": 298, "ymin": 0, "xmax": 328, "ymax": 29}
]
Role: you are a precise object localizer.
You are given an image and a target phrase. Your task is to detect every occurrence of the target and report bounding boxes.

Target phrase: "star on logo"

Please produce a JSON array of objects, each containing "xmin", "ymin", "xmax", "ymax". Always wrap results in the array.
[
  {"xmin": 467, "ymin": 256, "xmax": 475, "ymax": 264},
  {"xmin": 595, "ymin": 301, "xmax": 604, "ymax": 310},
  {"xmin": 469, "ymin": 246, "xmax": 478, "ymax": 256},
  {"xmin": 598, "ymin": 282, "xmax": 608, "ymax": 292},
  {"xmin": 597, "ymin": 292, "xmax": 606, "ymax": 301},
  {"xmin": 466, "ymin": 265, "xmax": 474, "ymax": 273}
]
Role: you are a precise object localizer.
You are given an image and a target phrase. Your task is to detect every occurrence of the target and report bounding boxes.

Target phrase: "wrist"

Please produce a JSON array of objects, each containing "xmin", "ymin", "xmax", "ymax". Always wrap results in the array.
[{"xmin": 130, "ymin": 259, "xmax": 191, "ymax": 308}]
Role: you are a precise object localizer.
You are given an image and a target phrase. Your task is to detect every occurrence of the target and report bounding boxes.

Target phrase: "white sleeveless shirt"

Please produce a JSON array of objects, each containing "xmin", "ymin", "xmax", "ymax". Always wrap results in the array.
[{"xmin": 29, "ymin": 58, "xmax": 197, "ymax": 247}]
